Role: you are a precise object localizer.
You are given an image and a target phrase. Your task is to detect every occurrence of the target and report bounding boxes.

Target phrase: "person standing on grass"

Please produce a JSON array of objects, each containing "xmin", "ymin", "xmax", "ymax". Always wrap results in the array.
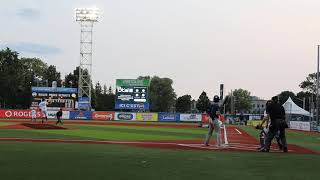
[
  {"xmin": 204, "ymin": 95, "xmax": 222, "ymax": 147},
  {"xmin": 39, "ymin": 98, "xmax": 48, "ymax": 123},
  {"xmin": 239, "ymin": 112, "xmax": 244, "ymax": 125},
  {"xmin": 261, "ymin": 96, "xmax": 288, "ymax": 152},
  {"xmin": 56, "ymin": 108, "xmax": 63, "ymax": 125},
  {"xmin": 31, "ymin": 108, "xmax": 37, "ymax": 122}
]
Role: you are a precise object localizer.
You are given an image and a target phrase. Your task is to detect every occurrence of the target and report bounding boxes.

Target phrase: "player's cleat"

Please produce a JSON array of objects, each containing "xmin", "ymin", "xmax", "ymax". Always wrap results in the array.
[
  {"xmin": 259, "ymin": 148, "xmax": 269, "ymax": 152},
  {"xmin": 283, "ymin": 147, "xmax": 288, "ymax": 152}
]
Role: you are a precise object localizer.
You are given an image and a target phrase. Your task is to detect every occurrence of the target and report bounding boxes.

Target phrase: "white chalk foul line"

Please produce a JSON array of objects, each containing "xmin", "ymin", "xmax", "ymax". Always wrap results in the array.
[
  {"xmin": 223, "ymin": 125, "xmax": 229, "ymax": 145},
  {"xmin": 234, "ymin": 128, "xmax": 242, "ymax": 135}
]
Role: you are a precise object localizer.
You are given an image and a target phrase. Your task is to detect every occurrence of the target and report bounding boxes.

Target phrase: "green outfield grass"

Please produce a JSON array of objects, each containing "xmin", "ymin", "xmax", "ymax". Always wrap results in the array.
[
  {"xmin": 0, "ymin": 121, "xmax": 319, "ymax": 180},
  {"xmin": 0, "ymin": 122, "xmax": 15, "ymax": 126}
]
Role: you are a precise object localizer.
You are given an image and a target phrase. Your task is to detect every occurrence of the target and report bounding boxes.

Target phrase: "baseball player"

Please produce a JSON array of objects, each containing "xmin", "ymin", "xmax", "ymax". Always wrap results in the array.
[
  {"xmin": 38, "ymin": 98, "xmax": 49, "ymax": 123},
  {"xmin": 256, "ymin": 100, "xmax": 283, "ymax": 151},
  {"xmin": 204, "ymin": 95, "xmax": 222, "ymax": 147},
  {"xmin": 56, "ymin": 108, "xmax": 63, "ymax": 125},
  {"xmin": 31, "ymin": 108, "xmax": 37, "ymax": 122}
]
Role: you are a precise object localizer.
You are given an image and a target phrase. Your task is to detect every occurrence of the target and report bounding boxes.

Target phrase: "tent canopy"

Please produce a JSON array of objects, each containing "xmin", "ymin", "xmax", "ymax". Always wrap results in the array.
[{"xmin": 282, "ymin": 97, "xmax": 311, "ymax": 117}]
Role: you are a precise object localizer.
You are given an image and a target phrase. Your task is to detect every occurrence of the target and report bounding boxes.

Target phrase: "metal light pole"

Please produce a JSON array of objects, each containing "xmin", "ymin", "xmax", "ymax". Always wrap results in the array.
[
  {"xmin": 75, "ymin": 8, "xmax": 99, "ymax": 110},
  {"xmin": 317, "ymin": 45, "xmax": 320, "ymax": 126}
]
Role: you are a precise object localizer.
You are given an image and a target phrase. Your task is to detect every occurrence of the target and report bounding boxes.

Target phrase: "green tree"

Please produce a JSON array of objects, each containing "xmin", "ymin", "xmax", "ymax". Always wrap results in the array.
[
  {"xmin": 0, "ymin": 48, "xmax": 33, "ymax": 108},
  {"xmin": 65, "ymin": 66, "xmax": 79, "ymax": 88},
  {"xmin": 227, "ymin": 89, "xmax": 251, "ymax": 113},
  {"xmin": 299, "ymin": 73, "xmax": 317, "ymax": 94},
  {"xmin": 196, "ymin": 91, "xmax": 210, "ymax": 113},
  {"xmin": 43, "ymin": 65, "xmax": 61, "ymax": 87},
  {"xmin": 94, "ymin": 84, "xmax": 115, "ymax": 111},
  {"xmin": 277, "ymin": 91, "xmax": 296, "ymax": 105},
  {"xmin": 21, "ymin": 57, "xmax": 48, "ymax": 86},
  {"xmin": 175, "ymin": 95, "xmax": 192, "ymax": 113},
  {"xmin": 295, "ymin": 91, "xmax": 313, "ymax": 111},
  {"xmin": 148, "ymin": 76, "xmax": 176, "ymax": 112}
]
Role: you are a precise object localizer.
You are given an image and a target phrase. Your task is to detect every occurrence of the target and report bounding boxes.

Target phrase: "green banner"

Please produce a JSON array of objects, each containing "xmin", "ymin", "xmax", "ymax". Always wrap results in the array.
[{"xmin": 116, "ymin": 79, "xmax": 150, "ymax": 87}]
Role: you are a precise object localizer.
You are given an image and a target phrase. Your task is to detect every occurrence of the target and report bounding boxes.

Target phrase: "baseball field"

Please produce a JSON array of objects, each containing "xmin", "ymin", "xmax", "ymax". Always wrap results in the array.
[{"xmin": 0, "ymin": 120, "xmax": 319, "ymax": 180}]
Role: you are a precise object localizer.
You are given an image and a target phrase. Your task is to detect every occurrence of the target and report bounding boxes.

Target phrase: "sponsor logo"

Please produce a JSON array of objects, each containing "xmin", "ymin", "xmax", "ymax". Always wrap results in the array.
[
  {"xmin": 5, "ymin": 111, "xmax": 31, "ymax": 118},
  {"xmin": 94, "ymin": 114, "xmax": 113, "ymax": 120},
  {"xmin": 117, "ymin": 87, "xmax": 134, "ymax": 93},
  {"xmin": 5, "ymin": 111, "xmax": 12, "ymax": 117},
  {"xmin": 141, "ymin": 114, "xmax": 153, "ymax": 120},
  {"xmin": 162, "ymin": 115, "xmax": 175, "ymax": 120},
  {"xmin": 117, "ymin": 113, "xmax": 134, "ymax": 120},
  {"xmin": 189, "ymin": 114, "xmax": 197, "ymax": 119},
  {"xmin": 48, "ymin": 112, "xmax": 56, "ymax": 117},
  {"xmin": 119, "ymin": 103, "xmax": 144, "ymax": 109}
]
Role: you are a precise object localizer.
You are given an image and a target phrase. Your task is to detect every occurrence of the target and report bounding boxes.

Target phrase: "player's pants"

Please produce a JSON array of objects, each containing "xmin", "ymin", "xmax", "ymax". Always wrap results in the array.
[
  {"xmin": 259, "ymin": 130, "xmax": 282, "ymax": 149},
  {"xmin": 264, "ymin": 121, "xmax": 287, "ymax": 151},
  {"xmin": 41, "ymin": 111, "xmax": 48, "ymax": 122},
  {"xmin": 56, "ymin": 116, "xmax": 63, "ymax": 125},
  {"xmin": 204, "ymin": 119, "xmax": 221, "ymax": 146}
]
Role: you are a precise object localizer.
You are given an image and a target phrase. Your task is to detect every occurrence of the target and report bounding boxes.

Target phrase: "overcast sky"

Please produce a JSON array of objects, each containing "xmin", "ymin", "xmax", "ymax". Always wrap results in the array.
[{"xmin": 1, "ymin": 0, "xmax": 319, "ymax": 100}]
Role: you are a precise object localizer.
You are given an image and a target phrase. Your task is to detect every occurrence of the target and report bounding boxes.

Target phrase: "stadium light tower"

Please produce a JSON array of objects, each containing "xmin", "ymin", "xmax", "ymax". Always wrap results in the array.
[{"xmin": 75, "ymin": 7, "xmax": 99, "ymax": 110}]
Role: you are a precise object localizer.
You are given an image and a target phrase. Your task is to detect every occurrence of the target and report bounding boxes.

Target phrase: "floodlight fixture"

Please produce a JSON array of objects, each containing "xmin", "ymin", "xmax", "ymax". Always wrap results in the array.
[{"xmin": 75, "ymin": 8, "xmax": 99, "ymax": 22}]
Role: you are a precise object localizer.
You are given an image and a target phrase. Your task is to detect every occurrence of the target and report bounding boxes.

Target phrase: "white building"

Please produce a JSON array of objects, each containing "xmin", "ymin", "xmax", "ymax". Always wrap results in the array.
[{"xmin": 250, "ymin": 96, "xmax": 267, "ymax": 114}]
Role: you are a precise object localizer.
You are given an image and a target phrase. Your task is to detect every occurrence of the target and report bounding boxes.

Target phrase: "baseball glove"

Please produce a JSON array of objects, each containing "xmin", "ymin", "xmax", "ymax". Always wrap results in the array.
[{"xmin": 255, "ymin": 124, "xmax": 263, "ymax": 130}]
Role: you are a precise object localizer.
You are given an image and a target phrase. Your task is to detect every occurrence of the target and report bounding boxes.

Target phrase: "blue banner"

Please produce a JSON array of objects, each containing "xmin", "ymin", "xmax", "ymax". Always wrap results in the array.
[
  {"xmin": 32, "ymin": 87, "xmax": 77, "ymax": 93},
  {"xmin": 158, "ymin": 113, "xmax": 180, "ymax": 122},
  {"xmin": 78, "ymin": 97, "xmax": 90, "ymax": 110},
  {"xmin": 69, "ymin": 111, "xmax": 92, "ymax": 120},
  {"xmin": 115, "ymin": 102, "xmax": 149, "ymax": 110}
]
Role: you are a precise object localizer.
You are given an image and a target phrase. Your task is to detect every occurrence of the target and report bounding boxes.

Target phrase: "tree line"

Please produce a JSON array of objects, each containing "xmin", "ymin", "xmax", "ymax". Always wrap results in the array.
[{"xmin": 0, "ymin": 47, "xmax": 316, "ymax": 113}]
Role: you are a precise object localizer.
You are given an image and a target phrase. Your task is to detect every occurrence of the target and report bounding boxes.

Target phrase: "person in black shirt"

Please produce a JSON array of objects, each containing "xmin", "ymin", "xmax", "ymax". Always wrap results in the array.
[
  {"xmin": 56, "ymin": 108, "xmax": 63, "ymax": 125},
  {"xmin": 204, "ymin": 95, "xmax": 222, "ymax": 147},
  {"xmin": 262, "ymin": 96, "xmax": 288, "ymax": 152}
]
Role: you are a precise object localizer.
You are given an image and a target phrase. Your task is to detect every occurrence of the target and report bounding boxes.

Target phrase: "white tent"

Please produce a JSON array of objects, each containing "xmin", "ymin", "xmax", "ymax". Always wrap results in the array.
[{"xmin": 282, "ymin": 97, "xmax": 311, "ymax": 117}]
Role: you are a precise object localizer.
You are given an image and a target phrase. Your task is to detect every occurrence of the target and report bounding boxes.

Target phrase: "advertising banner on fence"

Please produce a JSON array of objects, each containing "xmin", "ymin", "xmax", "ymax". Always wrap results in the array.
[
  {"xmin": 69, "ymin": 111, "xmax": 92, "ymax": 120},
  {"xmin": 136, "ymin": 113, "xmax": 158, "ymax": 121},
  {"xmin": 158, "ymin": 113, "xmax": 179, "ymax": 122},
  {"xmin": 290, "ymin": 121, "xmax": 311, "ymax": 131},
  {"xmin": 0, "ymin": 109, "xmax": 42, "ymax": 119},
  {"xmin": 179, "ymin": 114, "xmax": 202, "ymax": 122},
  {"xmin": 201, "ymin": 114, "xmax": 209, "ymax": 124},
  {"xmin": 47, "ymin": 111, "xmax": 70, "ymax": 119},
  {"xmin": 92, "ymin": 112, "xmax": 114, "ymax": 120},
  {"xmin": 115, "ymin": 112, "xmax": 136, "ymax": 121}
]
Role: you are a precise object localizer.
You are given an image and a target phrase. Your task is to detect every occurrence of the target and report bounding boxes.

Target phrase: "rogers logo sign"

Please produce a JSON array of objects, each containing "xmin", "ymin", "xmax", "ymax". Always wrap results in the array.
[
  {"xmin": 1, "ymin": 110, "xmax": 34, "ymax": 118},
  {"xmin": 5, "ymin": 111, "xmax": 13, "ymax": 117}
]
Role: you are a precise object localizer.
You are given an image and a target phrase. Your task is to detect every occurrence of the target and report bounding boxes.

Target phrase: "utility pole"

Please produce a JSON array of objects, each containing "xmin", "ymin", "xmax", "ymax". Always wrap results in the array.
[{"xmin": 317, "ymin": 45, "xmax": 320, "ymax": 126}]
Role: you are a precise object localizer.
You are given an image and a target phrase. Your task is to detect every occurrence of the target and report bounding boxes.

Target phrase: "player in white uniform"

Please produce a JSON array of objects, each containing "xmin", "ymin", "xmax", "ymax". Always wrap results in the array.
[
  {"xmin": 31, "ymin": 109, "xmax": 37, "ymax": 122},
  {"xmin": 39, "ymin": 99, "xmax": 48, "ymax": 123}
]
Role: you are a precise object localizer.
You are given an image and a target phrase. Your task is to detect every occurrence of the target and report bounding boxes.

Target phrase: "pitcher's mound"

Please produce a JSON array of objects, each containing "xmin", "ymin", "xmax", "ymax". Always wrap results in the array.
[
  {"xmin": 21, "ymin": 123, "xmax": 67, "ymax": 129},
  {"xmin": 0, "ymin": 123, "xmax": 68, "ymax": 129}
]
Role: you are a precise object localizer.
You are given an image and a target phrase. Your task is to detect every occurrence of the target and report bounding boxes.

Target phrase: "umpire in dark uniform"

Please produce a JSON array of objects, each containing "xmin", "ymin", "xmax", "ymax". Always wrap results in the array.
[{"xmin": 262, "ymin": 96, "xmax": 288, "ymax": 152}]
